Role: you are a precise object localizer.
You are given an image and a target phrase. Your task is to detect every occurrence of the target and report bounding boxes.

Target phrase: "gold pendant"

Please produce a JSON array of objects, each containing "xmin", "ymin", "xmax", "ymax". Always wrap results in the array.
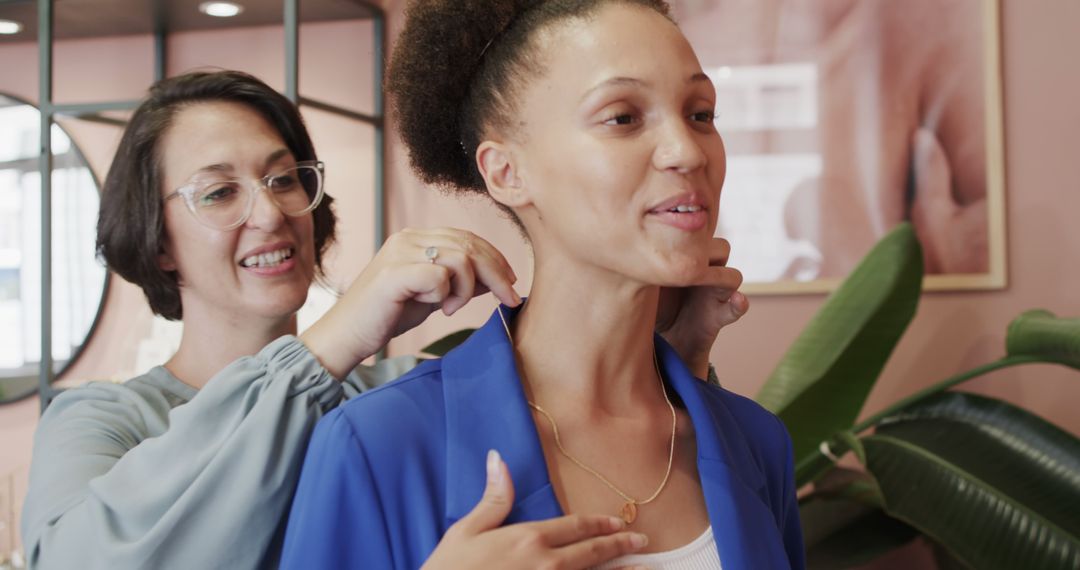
[{"xmin": 619, "ymin": 502, "xmax": 638, "ymax": 524}]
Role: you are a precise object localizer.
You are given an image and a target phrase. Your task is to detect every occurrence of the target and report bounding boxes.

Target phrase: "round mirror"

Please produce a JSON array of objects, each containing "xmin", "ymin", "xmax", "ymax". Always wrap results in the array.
[{"xmin": 0, "ymin": 93, "xmax": 107, "ymax": 403}]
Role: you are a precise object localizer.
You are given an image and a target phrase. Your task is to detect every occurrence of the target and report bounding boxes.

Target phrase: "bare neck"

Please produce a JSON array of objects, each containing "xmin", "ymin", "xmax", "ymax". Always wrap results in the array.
[
  {"xmin": 511, "ymin": 255, "xmax": 664, "ymax": 414},
  {"xmin": 165, "ymin": 306, "xmax": 297, "ymax": 390}
]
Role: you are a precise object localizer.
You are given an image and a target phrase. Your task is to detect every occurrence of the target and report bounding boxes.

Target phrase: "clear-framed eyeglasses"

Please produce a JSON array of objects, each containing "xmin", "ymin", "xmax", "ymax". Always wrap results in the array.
[{"xmin": 163, "ymin": 160, "xmax": 325, "ymax": 231}]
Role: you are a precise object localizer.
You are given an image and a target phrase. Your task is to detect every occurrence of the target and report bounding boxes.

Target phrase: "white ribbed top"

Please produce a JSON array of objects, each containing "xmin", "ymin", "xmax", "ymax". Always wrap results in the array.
[{"xmin": 592, "ymin": 526, "xmax": 721, "ymax": 570}]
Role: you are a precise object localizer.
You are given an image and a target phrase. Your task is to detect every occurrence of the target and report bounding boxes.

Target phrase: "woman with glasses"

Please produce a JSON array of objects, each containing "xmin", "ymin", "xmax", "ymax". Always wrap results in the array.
[{"xmin": 20, "ymin": 70, "xmax": 746, "ymax": 569}]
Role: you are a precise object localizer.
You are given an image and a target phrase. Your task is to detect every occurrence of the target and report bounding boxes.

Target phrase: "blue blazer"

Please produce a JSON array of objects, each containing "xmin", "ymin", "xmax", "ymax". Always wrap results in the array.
[{"xmin": 281, "ymin": 305, "xmax": 805, "ymax": 569}]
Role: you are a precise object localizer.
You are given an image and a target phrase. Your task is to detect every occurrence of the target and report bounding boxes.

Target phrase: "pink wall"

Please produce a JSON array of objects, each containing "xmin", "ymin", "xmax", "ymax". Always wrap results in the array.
[{"xmin": 1, "ymin": 0, "xmax": 1078, "ymax": 565}]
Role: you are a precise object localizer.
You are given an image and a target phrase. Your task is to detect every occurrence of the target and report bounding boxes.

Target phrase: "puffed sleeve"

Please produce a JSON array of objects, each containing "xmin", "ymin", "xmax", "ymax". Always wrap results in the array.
[
  {"xmin": 279, "ymin": 409, "xmax": 395, "ymax": 569},
  {"xmin": 20, "ymin": 336, "xmax": 344, "ymax": 570}
]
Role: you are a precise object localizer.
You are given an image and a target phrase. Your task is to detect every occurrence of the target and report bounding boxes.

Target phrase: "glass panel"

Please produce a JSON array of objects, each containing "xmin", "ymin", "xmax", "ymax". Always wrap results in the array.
[{"xmin": 0, "ymin": 94, "xmax": 107, "ymax": 403}]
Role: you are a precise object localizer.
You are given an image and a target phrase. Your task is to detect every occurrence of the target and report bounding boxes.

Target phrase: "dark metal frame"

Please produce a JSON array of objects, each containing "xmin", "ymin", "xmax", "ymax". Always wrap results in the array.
[{"xmin": 35, "ymin": 0, "xmax": 387, "ymax": 410}]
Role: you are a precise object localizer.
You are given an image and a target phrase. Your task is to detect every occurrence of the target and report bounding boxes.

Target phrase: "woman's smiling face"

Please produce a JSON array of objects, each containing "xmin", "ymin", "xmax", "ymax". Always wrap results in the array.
[
  {"xmin": 500, "ymin": 3, "xmax": 726, "ymax": 287},
  {"xmin": 157, "ymin": 101, "xmax": 317, "ymax": 326}
]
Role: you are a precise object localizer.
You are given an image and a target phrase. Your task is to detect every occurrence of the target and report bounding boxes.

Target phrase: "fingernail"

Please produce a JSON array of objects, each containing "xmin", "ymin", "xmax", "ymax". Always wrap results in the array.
[
  {"xmin": 513, "ymin": 290, "xmax": 523, "ymax": 305},
  {"xmin": 608, "ymin": 516, "xmax": 626, "ymax": 532},
  {"xmin": 486, "ymin": 449, "xmax": 503, "ymax": 486},
  {"xmin": 732, "ymin": 292, "xmax": 748, "ymax": 315},
  {"xmin": 630, "ymin": 533, "xmax": 648, "ymax": 549}
]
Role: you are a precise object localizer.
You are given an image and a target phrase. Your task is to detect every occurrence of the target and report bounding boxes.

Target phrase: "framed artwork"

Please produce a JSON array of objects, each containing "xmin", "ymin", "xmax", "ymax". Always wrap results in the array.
[{"xmin": 673, "ymin": 0, "xmax": 1007, "ymax": 294}]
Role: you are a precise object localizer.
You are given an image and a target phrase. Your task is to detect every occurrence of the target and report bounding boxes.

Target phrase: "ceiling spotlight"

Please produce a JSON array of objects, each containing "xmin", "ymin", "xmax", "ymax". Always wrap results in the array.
[
  {"xmin": 0, "ymin": 19, "xmax": 24, "ymax": 35},
  {"xmin": 198, "ymin": 2, "xmax": 244, "ymax": 18}
]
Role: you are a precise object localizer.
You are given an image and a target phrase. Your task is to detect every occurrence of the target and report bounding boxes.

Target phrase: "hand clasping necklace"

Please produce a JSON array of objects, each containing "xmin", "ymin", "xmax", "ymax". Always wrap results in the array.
[{"xmin": 497, "ymin": 306, "xmax": 677, "ymax": 525}]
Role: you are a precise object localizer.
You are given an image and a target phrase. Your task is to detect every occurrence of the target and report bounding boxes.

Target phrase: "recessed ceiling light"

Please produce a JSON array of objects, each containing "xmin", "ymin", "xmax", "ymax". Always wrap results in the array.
[
  {"xmin": 198, "ymin": 2, "xmax": 244, "ymax": 18},
  {"xmin": 0, "ymin": 19, "xmax": 24, "ymax": 35}
]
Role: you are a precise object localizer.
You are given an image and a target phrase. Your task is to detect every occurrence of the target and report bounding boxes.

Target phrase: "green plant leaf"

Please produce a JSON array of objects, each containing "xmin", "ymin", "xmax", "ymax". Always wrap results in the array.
[
  {"xmin": 861, "ymin": 391, "xmax": 1080, "ymax": 570},
  {"xmin": 1007, "ymin": 310, "xmax": 1080, "ymax": 369},
  {"xmin": 801, "ymin": 469, "xmax": 915, "ymax": 569},
  {"xmin": 755, "ymin": 223, "xmax": 923, "ymax": 484},
  {"xmin": 802, "ymin": 497, "xmax": 918, "ymax": 570},
  {"xmin": 849, "ymin": 310, "xmax": 1080, "ymax": 435},
  {"xmin": 420, "ymin": 328, "xmax": 476, "ymax": 357},
  {"xmin": 806, "ymin": 466, "xmax": 885, "ymax": 507},
  {"xmin": 795, "ymin": 453, "xmax": 839, "ymax": 491}
]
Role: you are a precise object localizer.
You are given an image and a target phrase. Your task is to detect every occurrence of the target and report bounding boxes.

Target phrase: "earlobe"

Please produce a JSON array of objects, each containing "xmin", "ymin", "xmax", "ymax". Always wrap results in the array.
[
  {"xmin": 476, "ymin": 141, "xmax": 531, "ymax": 209},
  {"xmin": 157, "ymin": 250, "xmax": 177, "ymax": 272}
]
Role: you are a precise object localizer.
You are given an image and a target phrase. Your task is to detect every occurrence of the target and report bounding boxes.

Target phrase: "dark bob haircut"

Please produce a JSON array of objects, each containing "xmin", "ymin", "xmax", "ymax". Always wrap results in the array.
[{"xmin": 96, "ymin": 70, "xmax": 336, "ymax": 320}]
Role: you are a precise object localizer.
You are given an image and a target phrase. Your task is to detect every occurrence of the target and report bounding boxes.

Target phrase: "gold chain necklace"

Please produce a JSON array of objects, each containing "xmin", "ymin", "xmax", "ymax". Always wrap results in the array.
[{"xmin": 497, "ymin": 306, "xmax": 677, "ymax": 524}]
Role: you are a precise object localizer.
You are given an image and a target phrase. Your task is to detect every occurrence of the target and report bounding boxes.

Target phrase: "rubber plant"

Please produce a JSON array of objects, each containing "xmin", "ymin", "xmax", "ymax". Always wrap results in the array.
[{"xmin": 762, "ymin": 223, "xmax": 1080, "ymax": 569}]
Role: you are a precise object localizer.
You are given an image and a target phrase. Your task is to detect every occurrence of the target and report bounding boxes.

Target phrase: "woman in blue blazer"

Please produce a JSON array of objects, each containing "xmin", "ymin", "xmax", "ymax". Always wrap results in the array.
[{"xmin": 283, "ymin": 0, "xmax": 804, "ymax": 568}]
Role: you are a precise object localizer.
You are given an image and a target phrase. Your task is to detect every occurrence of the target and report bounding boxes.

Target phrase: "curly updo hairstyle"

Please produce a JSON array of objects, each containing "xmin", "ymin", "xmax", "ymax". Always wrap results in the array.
[
  {"xmin": 386, "ymin": 0, "xmax": 670, "ymax": 201},
  {"xmin": 97, "ymin": 70, "xmax": 336, "ymax": 321}
]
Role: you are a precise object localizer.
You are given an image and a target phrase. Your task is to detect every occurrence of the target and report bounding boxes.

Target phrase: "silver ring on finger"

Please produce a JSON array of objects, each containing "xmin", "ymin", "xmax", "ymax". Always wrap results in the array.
[{"xmin": 424, "ymin": 246, "xmax": 439, "ymax": 264}]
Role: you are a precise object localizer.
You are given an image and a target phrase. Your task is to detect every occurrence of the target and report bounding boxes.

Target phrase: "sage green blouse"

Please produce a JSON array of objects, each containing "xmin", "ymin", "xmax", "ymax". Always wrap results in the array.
[{"xmin": 20, "ymin": 335, "xmax": 417, "ymax": 570}]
